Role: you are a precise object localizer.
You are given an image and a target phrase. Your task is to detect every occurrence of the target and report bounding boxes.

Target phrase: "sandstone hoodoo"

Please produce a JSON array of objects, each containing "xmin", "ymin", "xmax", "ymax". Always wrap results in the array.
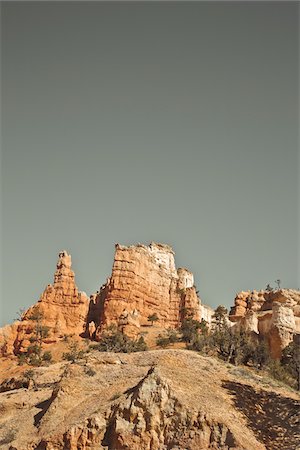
[
  {"xmin": 229, "ymin": 288, "xmax": 300, "ymax": 358},
  {"xmin": 85, "ymin": 242, "xmax": 205, "ymax": 340},
  {"xmin": 0, "ymin": 251, "xmax": 89, "ymax": 355}
]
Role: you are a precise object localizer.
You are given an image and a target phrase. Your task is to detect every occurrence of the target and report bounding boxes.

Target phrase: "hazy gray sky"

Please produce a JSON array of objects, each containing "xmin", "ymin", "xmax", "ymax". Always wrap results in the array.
[{"xmin": 1, "ymin": 2, "xmax": 299, "ymax": 326}]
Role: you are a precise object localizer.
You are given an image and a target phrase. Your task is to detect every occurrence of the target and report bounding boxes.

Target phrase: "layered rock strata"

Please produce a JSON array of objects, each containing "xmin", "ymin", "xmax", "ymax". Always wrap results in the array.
[
  {"xmin": 229, "ymin": 289, "xmax": 300, "ymax": 358},
  {"xmin": 0, "ymin": 251, "xmax": 89, "ymax": 355},
  {"xmin": 86, "ymin": 243, "xmax": 201, "ymax": 339}
]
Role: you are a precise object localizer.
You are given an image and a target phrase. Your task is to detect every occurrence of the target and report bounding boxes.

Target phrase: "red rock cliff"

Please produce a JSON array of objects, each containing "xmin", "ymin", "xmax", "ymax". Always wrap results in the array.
[{"xmin": 86, "ymin": 242, "xmax": 201, "ymax": 339}]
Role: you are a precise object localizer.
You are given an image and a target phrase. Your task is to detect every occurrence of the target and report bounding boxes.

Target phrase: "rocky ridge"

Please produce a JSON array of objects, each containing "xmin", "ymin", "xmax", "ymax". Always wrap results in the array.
[
  {"xmin": 1, "ymin": 349, "xmax": 299, "ymax": 450},
  {"xmin": 1, "ymin": 243, "xmax": 211, "ymax": 356},
  {"xmin": 229, "ymin": 289, "xmax": 300, "ymax": 358},
  {"xmin": 1, "ymin": 244, "xmax": 299, "ymax": 361}
]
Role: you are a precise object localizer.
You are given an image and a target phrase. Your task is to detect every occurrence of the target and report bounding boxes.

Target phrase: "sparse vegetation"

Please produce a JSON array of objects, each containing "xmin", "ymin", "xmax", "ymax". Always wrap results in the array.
[
  {"xmin": 280, "ymin": 340, "xmax": 300, "ymax": 390},
  {"xmin": 184, "ymin": 304, "xmax": 298, "ymax": 390},
  {"xmin": 111, "ymin": 391, "xmax": 122, "ymax": 401},
  {"xmin": 275, "ymin": 279, "xmax": 281, "ymax": 290},
  {"xmin": 15, "ymin": 309, "xmax": 52, "ymax": 366},
  {"xmin": 147, "ymin": 313, "xmax": 159, "ymax": 326},
  {"xmin": 0, "ymin": 430, "xmax": 16, "ymax": 446},
  {"xmin": 156, "ymin": 329, "xmax": 180, "ymax": 348},
  {"xmin": 84, "ymin": 366, "xmax": 96, "ymax": 377},
  {"xmin": 24, "ymin": 369, "xmax": 35, "ymax": 380},
  {"xmin": 42, "ymin": 351, "xmax": 53, "ymax": 363},
  {"xmin": 63, "ymin": 341, "xmax": 86, "ymax": 363},
  {"xmin": 15, "ymin": 308, "xmax": 26, "ymax": 321},
  {"xmin": 94, "ymin": 328, "xmax": 147, "ymax": 353},
  {"xmin": 180, "ymin": 316, "xmax": 207, "ymax": 344}
]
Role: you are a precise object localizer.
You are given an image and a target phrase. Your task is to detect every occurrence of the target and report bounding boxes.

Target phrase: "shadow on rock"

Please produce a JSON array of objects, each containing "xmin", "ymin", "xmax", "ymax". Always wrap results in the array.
[{"xmin": 222, "ymin": 380, "xmax": 300, "ymax": 450}]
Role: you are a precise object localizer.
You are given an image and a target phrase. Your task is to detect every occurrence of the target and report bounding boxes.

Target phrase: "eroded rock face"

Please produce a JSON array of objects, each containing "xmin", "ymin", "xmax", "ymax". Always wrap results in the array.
[
  {"xmin": 86, "ymin": 243, "xmax": 201, "ymax": 339},
  {"xmin": 229, "ymin": 289, "xmax": 300, "ymax": 358},
  {"xmin": 105, "ymin": 367, "xmax": 238, "ymax": 450},
  {"xmin": 9, "ymin": 350, "xmax": 265, "ymax": 450},
  {"xmin": 0, "ymin": 251, "xmax": 89, "ymax": 355}
]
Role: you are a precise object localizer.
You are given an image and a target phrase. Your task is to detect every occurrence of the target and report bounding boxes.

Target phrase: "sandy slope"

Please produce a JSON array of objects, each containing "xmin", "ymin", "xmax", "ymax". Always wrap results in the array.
[{"xmin": 0, "ymin": 349, "xmax": 299, "ymax": 450}]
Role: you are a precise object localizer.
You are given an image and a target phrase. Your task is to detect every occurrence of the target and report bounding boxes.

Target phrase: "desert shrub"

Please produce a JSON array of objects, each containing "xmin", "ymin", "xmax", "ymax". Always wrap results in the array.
[
  {"xmin": 63, "ymin": 342, "xmax": 86, "ymax": 363},
  {"xmin": 84, "ymin": 366, "xmax": 96, "ymax": 377},
  {"xmin": 17, "ymin": 353, "xmax": 27, "ymax": 366},
  {"xmin": 42, "ymin": 351, "xmax": 52, "ymax": 362},
  {"xmin": 156, "ymin": 329, "xmax": 180, "ymax": 348},
  {"xmin": 180, "ymin": 318, "xmax": 199, "ymax": 343},
  {"xmin": 180, "ymin": 318, "xmax": 207, "ymax": 344},
  {"xmin": 156, "ymin": 335, "xmax": 170, "ymax": 348},
  {"xmin": 208, "ymin": 326, "xmax": 269, "ymax": 367},
  {"xmin": 147, "ymin": 313, "xmax": 159, "ymax": 326},
  {"xmin": 280, "ymin": 341, "xmax": 300, "ymax": 390},
  {"xmin": 0, "ymin": 430, "xmax": 16, "ymax": 446},
  {"xmin": 187, "ymin": 333, "xmax": 209, "ymax": 352},
  {"xmin": 111, "ymin": 391, "xmax": 122, "ymax": 400},
  {"xmin": 243, "ymin": 337, "xmax": 270, "ymax": 368},
  {"xmin": 187, "ymin": 305, "xmax": 269, "ymax": 369},
  {"xmin": 95, "ymin": 331, "xmax": 147, "ymax": 353},
  {"xmin": 267, "ymin": 360, "xmax": 294, "ymax": 387},
  {"xmin": 17, "ymin": 309, "xmax": 51, "ymax": 367},
  {"xmin": 24, "ymin": 369, "xmax": 35, "ymax": 380}
]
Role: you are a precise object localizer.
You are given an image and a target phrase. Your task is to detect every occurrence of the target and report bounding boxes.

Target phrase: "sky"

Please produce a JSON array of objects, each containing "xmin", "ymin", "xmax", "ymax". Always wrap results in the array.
[{"xmin": 1, "ymin": 2, "xmax": 299, "ymax": 326}]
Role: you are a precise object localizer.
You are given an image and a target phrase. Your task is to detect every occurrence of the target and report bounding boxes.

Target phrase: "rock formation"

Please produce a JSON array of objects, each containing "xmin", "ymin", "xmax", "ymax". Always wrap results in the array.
[
  {"xmin": 85, "ymin": 242, "xmax": 202, "ymax": 339},
  {"xmin": 104, "ymin": 367, "xmax": 240, "ymax": 450},
  {"xmin": 0, "ymin": 251, "xmax": 89, "ymax": 356},
  {"xmin": 229, "ymin": 289, "xmax": 300, "ymax": 358},
  {"xmin": 2, "ymin": 349, "xmax": 291, "ymax": 449}
]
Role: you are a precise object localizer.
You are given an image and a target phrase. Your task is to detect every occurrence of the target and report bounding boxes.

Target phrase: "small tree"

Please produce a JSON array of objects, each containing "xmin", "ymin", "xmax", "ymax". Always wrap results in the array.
[
  {"xmin": 63, "ymin": 341, "xmax": 86, "ymax": 363},
  {"xmin": 281, "ymin": 337, "xmax": 300, "ymax": 391},
  {"xmin": 42, "ymin": 351, "xmax": 53, "ymax": 363},
  {"xmin": 275, "ymin": 279, "xmax": 281, "ymax": 290},
  {"xmin": 95, "ymin": 330, "xmax": 147, "ymax": 353},
  {"xmin": 180, "ymin": 317, "xmax": 202, "ymax": 344},
  {"xmin": 147, "ymin": 313, "xmax": 159, "ymax": 326},
  {"xmin": 20, "ymin": 309, "xmax": 50, "ymax": 366},
  {"xmin": 15, "ymin": 308, "xmax": 26, "ymax": 321},
  {"xmin": 213, "ymin": 305, "xmax": 228, "ymax": 330},
  {"xmin": 156, "ymin": 329, "xmax": 180, "ymax": 348}
]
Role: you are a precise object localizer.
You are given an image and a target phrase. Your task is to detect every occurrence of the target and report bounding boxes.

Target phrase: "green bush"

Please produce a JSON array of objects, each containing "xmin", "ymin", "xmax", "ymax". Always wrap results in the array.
[
  {"xmin": 280, "ymin": 341, "xmax": 300, "ymax": 390},
  {"xmin": 17, "ymin": 309, "xmax": 51, "ymax": 367},
  {"xmin": 42, "ymin": 351, "xmax": 52, "ymax": 362},
  {"xmin": 156, "ymin": 329, "xmax": 180, "ymax": 348},
  {"xmin": 24, "ymin": 369, "xmax": 35, "ymax": 380},
  {"xmin": 17, "ymin": 353, "xmax": 27, "ymax": 366},
  {"xmin": 95, "ymin": 331, "xmax": 147, "ymax": 353},
  {"xmin": 147, "ymin": 313, "xmax": 159, "ymax": 326},
  {"xmin": 63, "ymin": 342, "xmax": 86, "ymax": 363},
  {"xmin": 111, "ymin": 391, "xmax": 122, "ymax": 401},
  {"xmin": 267, "ymin": 360, "xmax": 294, "ymax": 387},
  {"xmin": 180, "ymin": 318, "xmax": 204, "ymax": 343}
]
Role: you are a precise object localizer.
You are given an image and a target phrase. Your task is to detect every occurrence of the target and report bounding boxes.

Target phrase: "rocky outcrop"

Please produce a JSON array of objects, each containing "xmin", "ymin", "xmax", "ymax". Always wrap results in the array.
[
  {"xmin": 104, "ymin": 367, "xmax": 239, "ymax": 450},
  {"xmin": 229, "ymin": 289, "xmax": 300, "ymax": 358},
  {"xmin": 0, "ymin": 350, "xmax": 275, "ymax": 450},
  {"xmin": 0, "ymin": 251, "xmax": 89, "ymax": 355},
  {"xmin": 86, "ymin": 243, "xmax": 202, "ymax": 339}
]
